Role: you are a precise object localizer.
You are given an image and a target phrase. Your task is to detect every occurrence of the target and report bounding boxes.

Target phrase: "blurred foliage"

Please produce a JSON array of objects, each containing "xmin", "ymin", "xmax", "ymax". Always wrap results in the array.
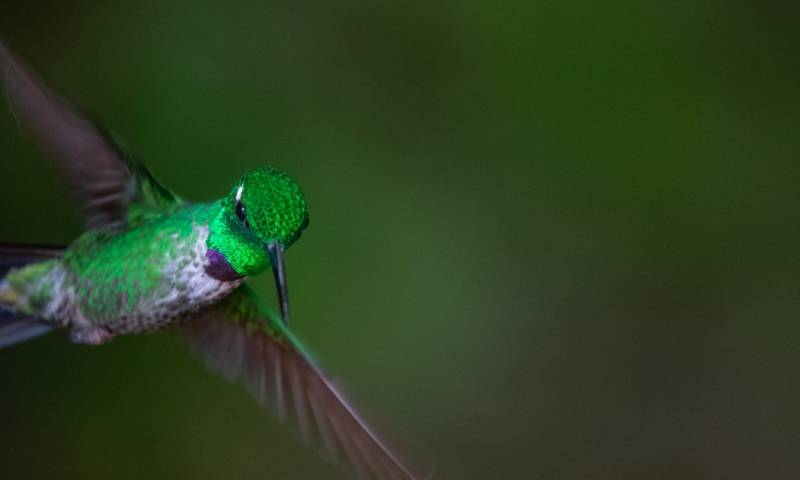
[{"xmin": 1, "ymin": 1, "xmax": 799, "ymax": 479}]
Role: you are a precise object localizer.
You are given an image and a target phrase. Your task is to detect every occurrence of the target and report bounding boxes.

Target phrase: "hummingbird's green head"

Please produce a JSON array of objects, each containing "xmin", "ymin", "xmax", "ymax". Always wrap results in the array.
[
  {"xmin": 207, "ymin": 166, "xmax": 309, "ymax": 278},
  {"xmin": 228, "ymin": 166, "xmax": 309, "ymax": 248},
  {"xmin": 207, "ymin": 166, "xmax": 307, "ymax": 326}
]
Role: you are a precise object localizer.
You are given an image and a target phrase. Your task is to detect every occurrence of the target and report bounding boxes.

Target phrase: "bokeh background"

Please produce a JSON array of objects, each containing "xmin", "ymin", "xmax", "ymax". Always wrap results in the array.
[{"xmin": 1, "ymin": 2, "xmax": 799, "ymax": 479}]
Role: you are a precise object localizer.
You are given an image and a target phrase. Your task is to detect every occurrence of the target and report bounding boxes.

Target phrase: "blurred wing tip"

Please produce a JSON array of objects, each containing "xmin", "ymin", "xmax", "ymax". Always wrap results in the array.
[{"xmin": 320, "ymin": 378, "xmax": 421, "ymax": 479}]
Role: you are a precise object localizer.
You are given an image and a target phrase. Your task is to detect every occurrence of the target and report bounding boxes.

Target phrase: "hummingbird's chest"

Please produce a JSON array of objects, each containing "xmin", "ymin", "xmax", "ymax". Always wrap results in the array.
[
  {"xmin": 127, "ymin": 226, "xmax": 243, "ymax": 332},
  {"xmin": 64, "ymin": 216, "xmax": 243, "ymax": 335}
]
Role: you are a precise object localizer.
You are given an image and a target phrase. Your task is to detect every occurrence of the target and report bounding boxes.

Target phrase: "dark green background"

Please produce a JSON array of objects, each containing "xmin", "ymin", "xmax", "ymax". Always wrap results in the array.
[{"xmin": 1, "ymin": 2, "xmax": 799, "ymax": 479}]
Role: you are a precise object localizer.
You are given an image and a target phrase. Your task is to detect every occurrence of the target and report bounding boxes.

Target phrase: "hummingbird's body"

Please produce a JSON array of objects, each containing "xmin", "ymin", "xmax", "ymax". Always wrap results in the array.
[
  {"xmin": 1, "ymin": 201, "xmax": 242, "ymax": 342},
  {"xmin": 0, "ymin": 42, "xmax": 417, "ymax": 480}
]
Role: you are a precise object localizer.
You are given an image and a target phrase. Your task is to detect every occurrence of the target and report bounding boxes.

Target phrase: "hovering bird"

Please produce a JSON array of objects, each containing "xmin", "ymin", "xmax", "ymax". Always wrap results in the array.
[{"xmin": 0, "ymin": 42, "xmax": 417, "ymax": 480}]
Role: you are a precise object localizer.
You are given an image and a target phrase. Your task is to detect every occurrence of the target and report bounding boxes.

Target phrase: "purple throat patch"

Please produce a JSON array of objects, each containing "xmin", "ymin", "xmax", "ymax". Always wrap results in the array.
[{"xmin": 205, "ymin": 249, "xmax": 242, "ymax": 282}]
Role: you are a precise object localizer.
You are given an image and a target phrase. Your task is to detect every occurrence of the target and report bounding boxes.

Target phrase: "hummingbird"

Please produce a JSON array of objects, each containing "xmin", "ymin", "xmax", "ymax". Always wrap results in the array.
[{"xmin": 0, "ymin": 43, "xmax": 417, "ymax": 480}]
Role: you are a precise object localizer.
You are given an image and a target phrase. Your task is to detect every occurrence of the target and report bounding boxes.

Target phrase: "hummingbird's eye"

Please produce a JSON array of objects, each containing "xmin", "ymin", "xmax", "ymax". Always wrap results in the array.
[{"xmin": 235, "ymin": 200, "xmax": 249, "ymax": 228}]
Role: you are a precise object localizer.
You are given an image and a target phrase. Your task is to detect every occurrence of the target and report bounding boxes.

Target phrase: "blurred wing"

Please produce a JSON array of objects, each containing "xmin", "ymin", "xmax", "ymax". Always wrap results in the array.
[
  {"xmin": 0, "ymin": 42, "xmax": 179, "ymax": 228},
  {"xmin": 182, "ymin": 284, "xmax": 418, "ymax": 480}
]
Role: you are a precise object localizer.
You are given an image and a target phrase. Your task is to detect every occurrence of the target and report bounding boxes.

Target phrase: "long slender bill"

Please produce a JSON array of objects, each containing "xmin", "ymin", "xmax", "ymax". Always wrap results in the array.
[{"xmin": 267, "ymin": 240, "xmax": 290, "ymax": 326}]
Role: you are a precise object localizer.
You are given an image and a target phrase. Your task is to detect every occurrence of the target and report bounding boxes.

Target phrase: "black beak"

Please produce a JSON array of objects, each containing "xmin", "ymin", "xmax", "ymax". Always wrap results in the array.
[{"xmin": 267, "ymin": 240, "xmax": 290, "ymax": 326}]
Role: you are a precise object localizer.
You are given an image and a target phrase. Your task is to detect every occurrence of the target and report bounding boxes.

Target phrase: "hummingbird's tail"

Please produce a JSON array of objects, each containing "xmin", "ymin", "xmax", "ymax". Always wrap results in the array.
[{"xmin": 0, "ymin": 244, "xmax": 63, "ymax": 348}]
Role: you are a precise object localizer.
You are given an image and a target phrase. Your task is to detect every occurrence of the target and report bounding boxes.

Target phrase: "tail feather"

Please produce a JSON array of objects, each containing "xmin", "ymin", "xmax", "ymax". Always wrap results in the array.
[
  {"xmin": 0, "ymin": 244, "xmax": 64, "ymax": 348},
  {"xmin": 0, "ymin": 316, "xmax": 53, "ymax": 348}
]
